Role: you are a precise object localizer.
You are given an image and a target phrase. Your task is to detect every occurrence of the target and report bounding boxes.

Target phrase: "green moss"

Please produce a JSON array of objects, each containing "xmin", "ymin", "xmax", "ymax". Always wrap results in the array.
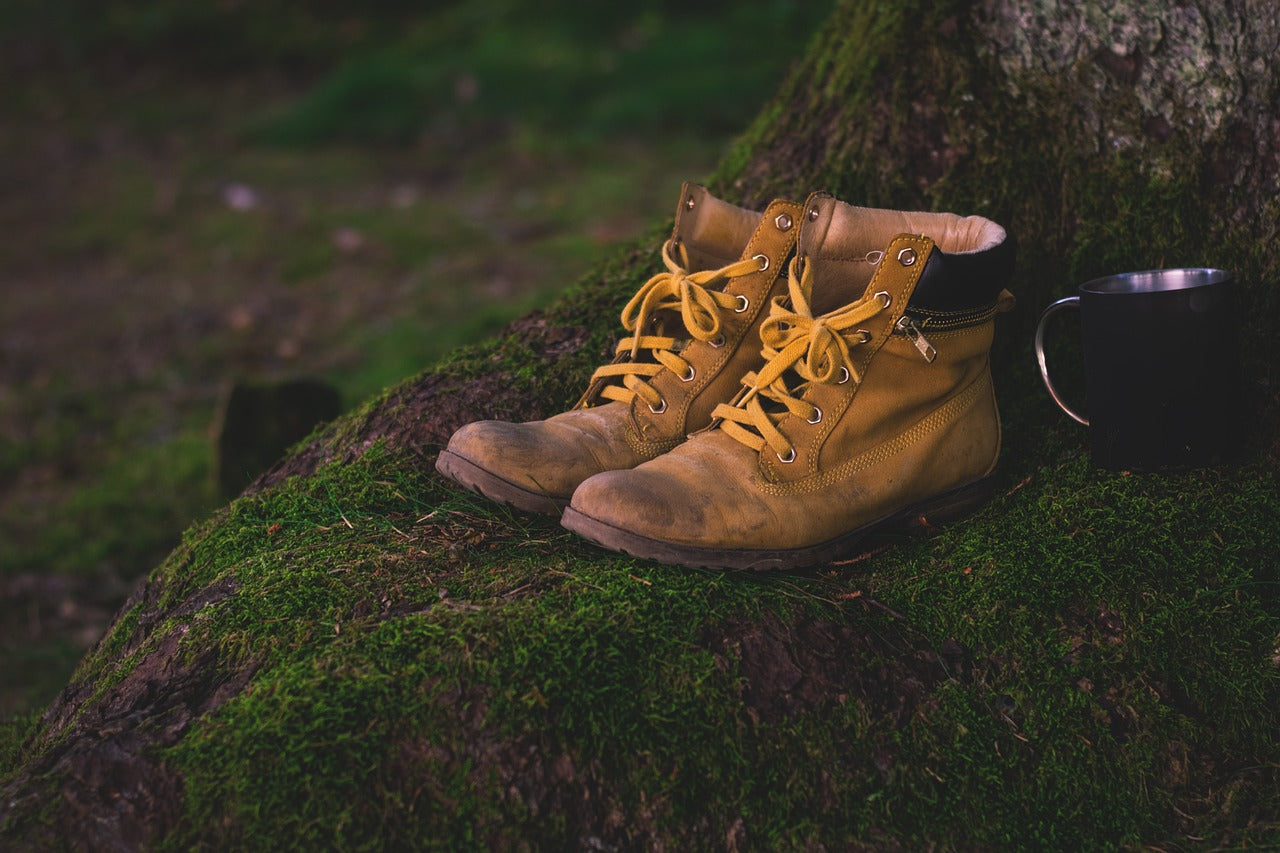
[
  {"xmin": 869, "ymin": 458, "xmax": 1280, "ymax": 846},
  {"xmin": 131, "ymin": 420, "xmax": 1276, "ymax": 848}
]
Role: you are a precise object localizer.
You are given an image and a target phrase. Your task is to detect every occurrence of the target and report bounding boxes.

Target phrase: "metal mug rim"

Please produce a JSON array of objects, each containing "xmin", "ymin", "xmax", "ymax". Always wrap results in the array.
[{"xmin": 1079, "ymin": 267, "xmax": 1231, "ymax": 296}]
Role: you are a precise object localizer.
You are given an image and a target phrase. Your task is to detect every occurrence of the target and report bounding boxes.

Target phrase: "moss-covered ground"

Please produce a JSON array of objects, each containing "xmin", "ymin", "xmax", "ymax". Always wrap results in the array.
[{"xmin": 14, "ymin": 339, "xmax": 1271, "ymax": 847}]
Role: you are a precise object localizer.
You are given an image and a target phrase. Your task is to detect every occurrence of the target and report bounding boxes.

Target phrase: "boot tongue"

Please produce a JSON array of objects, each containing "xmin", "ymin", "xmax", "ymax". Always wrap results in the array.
[
  {"xmin": 672, "ymin": 182, "xmax": 761, "ymax": 273},
  {"xmin": 750, "ymin": 270, "xmax": 829, "ymax": 422},
  {"xmin": 656, "ymin": 183, "xmax": 771, "ymax": 337},
  {"xmin": 796, "ymin": 194, "xmax": 899, "ymax": 313}
]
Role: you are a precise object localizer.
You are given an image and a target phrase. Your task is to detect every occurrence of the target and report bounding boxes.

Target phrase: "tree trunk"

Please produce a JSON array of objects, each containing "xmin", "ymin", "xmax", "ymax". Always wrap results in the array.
[{"xmin": 3, "ymin": 1, "xmax": 1277, "ymax": 849}]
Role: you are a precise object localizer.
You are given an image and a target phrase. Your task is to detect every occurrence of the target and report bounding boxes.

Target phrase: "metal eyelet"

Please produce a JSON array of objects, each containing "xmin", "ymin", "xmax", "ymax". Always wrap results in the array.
[
  {"xmin": 777, "ymin": 448, "xmax": 797, "ymax": 463},
  {"xmin": 753, "ymin": 253, "xmax": 769, "ymax": 272},
  {"xmin": 806, "ymin": 407, "xmax": 822, "ymax": 425},
  {"xmin": 649, "ymin": 398, "xmax": 668, "ymax": 414},
  {"xmin": 686, "ymin": 197, "xmax": 696, "ymax": 210},
  {"xmin": 679, "ymin": 365, "xmax": 696, "ymax": 382},
  {"xmin": 837, "ymin": 366, "xmax": 851, "ymax": 384},
  {"xmin": 734, "ymin": 294, "xmax": 750, "ymax": 313},
  {"xmin": 808, "ymin": 206, "xmax": 820, "ymax": 221},
  {"xmin": 708, "ymin": 334, "xmax": 726, "ymax": 348},
  {"xmin": 874, "ymin": 291, "xmax": 891, "ymax": 308},
  {"xmin": 855, "ymin": 329, "xmax": 872, "ymax": 343},
  {"xmin": 775, "ymin": 213, "xmax": 793, "ymax": 231},
  {"xmin": 897, "ymin": 247, "xmax": 917, "ymax": 266}
]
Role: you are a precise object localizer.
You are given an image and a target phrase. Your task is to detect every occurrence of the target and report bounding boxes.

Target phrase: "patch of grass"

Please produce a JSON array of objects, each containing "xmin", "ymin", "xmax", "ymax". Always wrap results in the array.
[
  {"xmin": 0, "ymin": 428, "xmax": 214, "ymax": 580},
  {"xmin": 0, "ymin": 0, "xmax": 418, "ymax": 72},
  {"xmin": 335, "ymin": 305, "xmax": 524, "ymax": 399},
  {"xmin": 0, "ymin": 713, "xmax": 39, "ymax": 777},
  {"xmin": 0, "ymin": 635, "xmax": 93, "ymax": 720},
  {"xmin": 257, "ymin": 1, "xmax": 827, "ymax": 146}
]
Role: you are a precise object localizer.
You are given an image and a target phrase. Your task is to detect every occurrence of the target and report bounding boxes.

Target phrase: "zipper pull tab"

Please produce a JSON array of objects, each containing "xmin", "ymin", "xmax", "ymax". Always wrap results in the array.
[{"xmin": 896, "ymin": 315, "xmax": 937, "ymax": 363}]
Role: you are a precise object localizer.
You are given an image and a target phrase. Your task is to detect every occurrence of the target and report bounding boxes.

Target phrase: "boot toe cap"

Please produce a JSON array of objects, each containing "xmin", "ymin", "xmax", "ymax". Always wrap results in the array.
[
  {"xmin": 439, "ymin": 415, "xmax": 637, "ymax": 509},
  {"xmin": 570, "ymin": 467, "xmax": 706, "ymax": 537},
  {"xmin": 437, "ymin": 420, "xmax": 579, "ymax": 511}
]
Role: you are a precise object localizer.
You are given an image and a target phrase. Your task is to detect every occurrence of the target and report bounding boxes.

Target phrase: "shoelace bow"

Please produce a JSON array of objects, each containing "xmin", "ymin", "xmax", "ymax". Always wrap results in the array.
[
  {"xmin": 713, "ymin": 256, "xmax": 888, "ymax": 460},
  {"xmin": 586, "ymin": 239, "xmax": 767, "ymax": 411}
]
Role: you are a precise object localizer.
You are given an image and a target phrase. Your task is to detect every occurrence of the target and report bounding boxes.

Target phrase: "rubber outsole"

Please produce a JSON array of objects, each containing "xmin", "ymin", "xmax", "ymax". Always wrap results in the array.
[
  {"xmin": 560, "ymin": 474, "xmax": 1000, "ymax": 571},
  {"xmin": 435, "ymin": 449, "xmax": 569, "ymax": 517}
]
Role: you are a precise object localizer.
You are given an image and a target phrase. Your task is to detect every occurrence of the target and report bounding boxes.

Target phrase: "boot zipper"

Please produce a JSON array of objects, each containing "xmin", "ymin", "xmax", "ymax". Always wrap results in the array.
[
  {"xmin": 904, "ymin": 302, "xmax": 1001, "ymax": 331},
  {"xmin": 893, "ymin": 299, "xmax": 1005, "ymax": 362},
  {"xmin": 895, "ymin": 315, "xmax": 937, "ymax": 363}
]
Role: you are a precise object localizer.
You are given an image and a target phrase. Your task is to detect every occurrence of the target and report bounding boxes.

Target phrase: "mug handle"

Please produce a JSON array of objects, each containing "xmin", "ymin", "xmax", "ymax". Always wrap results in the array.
[{"xmin": 1034, "ymin": 296, "xmax": 1089, "ymax": 426}]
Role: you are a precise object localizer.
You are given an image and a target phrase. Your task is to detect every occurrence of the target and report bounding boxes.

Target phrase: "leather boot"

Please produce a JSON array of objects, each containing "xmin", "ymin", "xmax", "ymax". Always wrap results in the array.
[
  {"xmin": 436, "ymin": 183, "xmax": 804, "ymax": 515},
  {"xmin": 562, "ymin": 193, "xmax": 1015, "ymax": 569}
]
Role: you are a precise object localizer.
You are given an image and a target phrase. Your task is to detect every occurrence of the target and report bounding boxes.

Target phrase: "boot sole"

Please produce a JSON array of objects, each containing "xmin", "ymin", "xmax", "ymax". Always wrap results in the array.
[
  {"xmin": 561, "ymin": 474, "xmax": 999, "ymax": 571},
  {"xmin": 435, "ymin": 449, "xmax": 569, "ymax": 517}
]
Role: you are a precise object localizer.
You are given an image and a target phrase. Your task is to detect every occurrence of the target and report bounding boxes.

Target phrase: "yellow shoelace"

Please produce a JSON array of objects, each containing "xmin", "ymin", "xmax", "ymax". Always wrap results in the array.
[
  {"xmin": 713, "ymin": 256, "xmax": 889, "ymax": 460},
  {"xmin": 586, "ymin": 239, "xmax": 768, "ymax": 412}
]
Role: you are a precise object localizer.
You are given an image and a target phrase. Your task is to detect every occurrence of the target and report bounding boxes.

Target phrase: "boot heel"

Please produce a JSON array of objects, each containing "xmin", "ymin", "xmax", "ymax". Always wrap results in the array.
[{"xmin": 905, "ymin": 474, "xmax": 999, "ymax": 528}]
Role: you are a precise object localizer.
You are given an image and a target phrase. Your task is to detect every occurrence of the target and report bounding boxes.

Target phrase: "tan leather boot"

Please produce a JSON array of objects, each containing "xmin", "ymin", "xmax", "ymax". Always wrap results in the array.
[
  {"xmin": 436, "ymin": 183, "xmax": 804, "ymax": 515},
  {"xmin": 562, "ymin": 193, "xmax": 1014, "ymax": 569}
]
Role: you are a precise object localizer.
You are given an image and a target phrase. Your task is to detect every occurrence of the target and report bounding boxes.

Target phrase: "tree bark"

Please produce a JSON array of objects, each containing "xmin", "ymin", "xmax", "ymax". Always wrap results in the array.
[{"xmin": 2, "ymin": 1, "xmax": 1277, "ymax": 849}]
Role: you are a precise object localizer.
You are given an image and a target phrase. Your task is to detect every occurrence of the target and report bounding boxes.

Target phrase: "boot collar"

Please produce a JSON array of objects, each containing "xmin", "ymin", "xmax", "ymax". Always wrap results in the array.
[{"xmin": 797, "ymin": 192, "xmax": 1012, "ymax": 313}]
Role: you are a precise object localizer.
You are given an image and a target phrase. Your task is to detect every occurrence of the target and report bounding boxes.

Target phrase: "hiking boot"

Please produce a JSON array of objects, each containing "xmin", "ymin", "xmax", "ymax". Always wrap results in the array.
[
  {"xmin": 436, "ymin": 183, "xmax": 804, "ymax": 515},
  {"xmin": 562, "ymin": 193, "xmax": 1015, "ymax": 569}
]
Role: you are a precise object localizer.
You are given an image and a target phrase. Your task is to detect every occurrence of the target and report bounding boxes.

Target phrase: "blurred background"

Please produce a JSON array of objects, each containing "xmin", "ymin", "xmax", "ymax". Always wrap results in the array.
[{"xmin": 0, "ymin": 1, "xmax": 830, "ymax": 719}]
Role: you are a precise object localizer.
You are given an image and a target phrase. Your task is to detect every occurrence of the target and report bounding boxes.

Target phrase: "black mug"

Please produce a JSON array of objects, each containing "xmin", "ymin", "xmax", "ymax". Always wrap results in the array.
[{"xmin": 1035, "ymin": 268, "xmax": 1239, "ymax": 471}]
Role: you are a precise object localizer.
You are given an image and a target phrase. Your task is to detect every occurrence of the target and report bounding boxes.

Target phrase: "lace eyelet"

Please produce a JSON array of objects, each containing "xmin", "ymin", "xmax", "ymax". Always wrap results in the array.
[
  {"xmin": 753, "ymin": 253, "xmax": 769, "ymax": 272},
  {"xmin": 874, "ymin": 290, "xmax": 891, "ymax": 308},
  {"xmin": 679, "ymin": 365, "xmax": 696, "ymax": 382},
  {"xmin": 649, "ymin": 398, "xmax": 668, "ymax": 414},
  {"xmin": 855, "ymin": 329, "xmax": 872, "ymax": 343},
  {"xmin": 777, "ymin": 448, "xmax": 797, "ymax": 463},
  {"xmin": 708, "ymin": 334, "xmax": 726, "ymax": 348},
  {"xmin": 734, "ymin": 294, "xmax": 750, "ymax": 313},
  {"xmin": 806, "ymin": 406, "xmax": 822, "ymax": 425},
  {"xmin": 837, "ymin": 366, "xmax": 851, "ymax": 385}
]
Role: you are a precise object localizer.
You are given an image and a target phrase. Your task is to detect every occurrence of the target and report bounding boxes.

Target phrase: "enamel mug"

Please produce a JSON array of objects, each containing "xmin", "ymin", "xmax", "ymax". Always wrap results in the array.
[{"xmin": 1035, "ymin": 268, "xmax": 1239, "ymax": 470}]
